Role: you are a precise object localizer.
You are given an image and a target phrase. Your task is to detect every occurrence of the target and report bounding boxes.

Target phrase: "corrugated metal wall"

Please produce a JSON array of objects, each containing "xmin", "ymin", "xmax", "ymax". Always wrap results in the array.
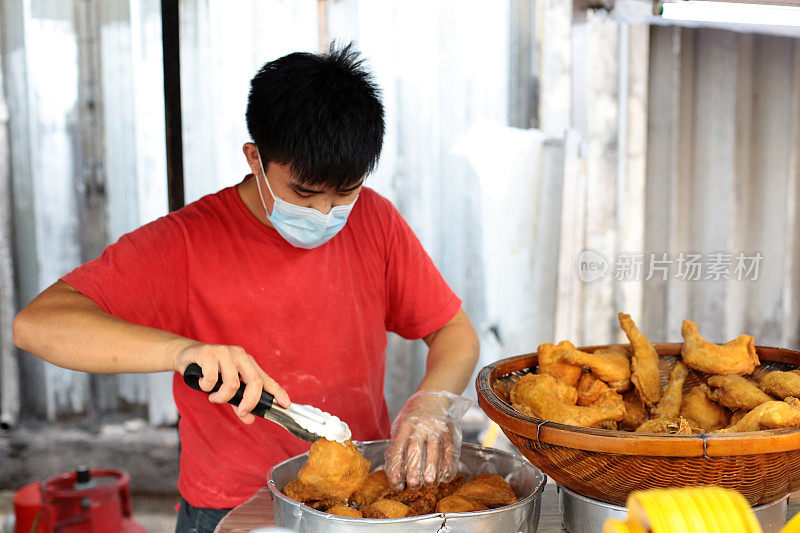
[{"xmin": 1, "ymin": 0, "xmax": 799, "ymax": 428}]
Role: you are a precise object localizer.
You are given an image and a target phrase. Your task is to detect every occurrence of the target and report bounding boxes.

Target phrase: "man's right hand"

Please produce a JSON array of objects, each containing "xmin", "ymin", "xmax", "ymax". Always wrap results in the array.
[
  {"xmin": 173, "ymin": 341, "xmax": 291, "ymax": 425},
  {"xmin": 13, "ymin": 281, "xmax": 291, "ymax": 426}
]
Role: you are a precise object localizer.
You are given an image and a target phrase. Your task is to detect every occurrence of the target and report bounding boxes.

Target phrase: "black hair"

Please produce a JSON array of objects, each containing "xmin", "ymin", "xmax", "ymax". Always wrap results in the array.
[{"xmin": 246, "ymin": 43, "xmax": 385, "ymax": 190}]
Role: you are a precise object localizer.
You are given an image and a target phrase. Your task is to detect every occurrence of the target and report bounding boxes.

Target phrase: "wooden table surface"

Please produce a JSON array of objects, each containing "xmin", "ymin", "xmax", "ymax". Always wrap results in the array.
[{"xmin": 215, "ymin": 484, "xmax": 800, "ymax": 532}]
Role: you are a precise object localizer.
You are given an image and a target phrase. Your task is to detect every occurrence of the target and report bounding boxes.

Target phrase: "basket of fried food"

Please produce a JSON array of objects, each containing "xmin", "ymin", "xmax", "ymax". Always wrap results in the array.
[
  {"xmin": 267, "ymin": 439, "xmax": 547, "ymax": 532},
  {"xmin": 477, "ymin": 312, "xmax": 800, "ymax": 507}
]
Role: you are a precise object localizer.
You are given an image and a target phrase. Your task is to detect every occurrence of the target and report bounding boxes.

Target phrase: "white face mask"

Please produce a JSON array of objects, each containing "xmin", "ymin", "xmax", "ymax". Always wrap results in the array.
[{"xmin": 254, "ymin": 152, "xmax": 358, "ymax": 249}]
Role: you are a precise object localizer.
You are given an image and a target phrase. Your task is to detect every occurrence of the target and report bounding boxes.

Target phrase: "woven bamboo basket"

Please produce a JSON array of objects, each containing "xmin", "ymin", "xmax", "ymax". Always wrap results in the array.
[{"xmin": 476, "ymin": 343, "xmax": 800, "ymax": 507}]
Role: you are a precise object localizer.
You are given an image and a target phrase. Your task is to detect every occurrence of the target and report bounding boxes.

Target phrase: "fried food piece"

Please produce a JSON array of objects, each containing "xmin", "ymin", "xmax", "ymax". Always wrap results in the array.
[
  {"xmin": 680, "ymin": 320, "xmax": 759, "ymax": 375},
  {"xmin": 728, "ymin": 410, "xmax": 747, "ymax": 427},
  {"xmin": 327, "ymin": 505, "xmax": 363, "ymax": 518},
  {"xmin": 511, "ymin": 373, "xmax": 625, "ymax": 428},
  {"xmin": 292, "ymin": 439, "xmax": 370, "ymax": 501},
  {"xmin": 760, "ymin": 371, "xmax": 800, "ymax": 400},
  {"xmin": 619, "ymin": 390, "xmax": 648, "ymax": 431},
  {"xmin": 651, "ymin": 362, "xmax": 688, "ymax": 419},
  {"xmin": 618, "ymin": 313, "xmax": 662, "ymax": 407},
  {"xmin": 679, "ymin": 384, "xmax": 730, "ymax": 432},
  {"xmin": 436, "ymin": 495, "xmax": 489, "ymax": 513},
  {"xmin": 380, "ymin": 486, "xmax": 438, "ymax": 515},
  {"xmin": 283, "ymin": 480, "xmax": 315, "ymax": 502},
  {"xmin": 437, "ymin": 473, "xmax": 465, "ymax": 500},
  {"xmin": 563, "ymin": 347, "xmax": 632, "ymax": 392},
  {"xmin": 537, "ymin": 341, "xmax": 583, "ymax": 387},
  {"xmin": 308, "ymin": 498, "xmax": 347, "ymax": 512},
  {"xmin": 512, "ymin": 372, "xmax": 577, "ymax": 406},
  {"xmin": 576, "ymin": 373, "xmax": 610, "ymax": 406},
  {"xmin": 635, "ymin": 416, "xmax": 698, "ymax": 434},
  {"xmin": 350, "ymin": 470, "xmax": 390, "ymax": 510},
  {"xmin": 716, "ymin": 399, "xmax": 800, "ymax": 433},
  {"xmin": 453, "ymin": 473, "xmax": 517, "ymax": 508},
  {"xmin": 361, "ymin": 498, "xmax": 415, "ymax": 519},
  {"xmin": 706, "ymin": 375, "xmax": 773, "ymax": 411}
]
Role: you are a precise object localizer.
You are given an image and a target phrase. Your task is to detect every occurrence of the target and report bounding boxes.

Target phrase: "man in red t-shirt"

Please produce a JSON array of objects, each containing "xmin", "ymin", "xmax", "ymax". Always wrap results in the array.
[{"xmin": 13, "ymin": 45, "xmax": 479, "ymax": 532}]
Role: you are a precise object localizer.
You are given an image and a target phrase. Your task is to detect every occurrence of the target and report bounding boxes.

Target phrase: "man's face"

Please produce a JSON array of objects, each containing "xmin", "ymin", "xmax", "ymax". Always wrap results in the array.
[{"xmin": 244, "ymin": 143, "xmax": 362, "ymax": 216}]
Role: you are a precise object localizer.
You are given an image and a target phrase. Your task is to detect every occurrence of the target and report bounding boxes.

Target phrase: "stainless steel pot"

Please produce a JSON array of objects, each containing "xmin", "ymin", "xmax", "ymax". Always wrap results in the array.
[
  {"xmin": 557, "ymin": 484, "xmax": 789, "ymax": 533},
  {"xmin": 267, "ymin": 440, "xmax": 547, "ymax": 532}
]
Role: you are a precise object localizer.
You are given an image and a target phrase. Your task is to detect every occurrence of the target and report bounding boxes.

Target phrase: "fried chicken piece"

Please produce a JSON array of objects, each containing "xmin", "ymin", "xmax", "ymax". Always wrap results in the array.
[
  {"xmin": 716, "ymin": 398, "xmax": 800, "ymax": 433},
  {"xmin": 619, "ymin": 390, "xmax": 648, "ymax": 431},
  {"xmin": 563, "ymin": 347, "xmax": 632, "ymax": 392},
  {"xmin": 680, "ymin": 321, "xmax": 759, "ymax": 375},
  {"xmin": 361, "ymin": 498, "xmax": 415, "ymax": 519},
  {"xmin": 679, "ymin": 384, "xmax": 730, "ymax": 432},
  {"xmin": 453, "ymin": 473, "xmax": 517, "ymax": 508},
  {"xmin": 706, "ymin": 375, "xmax": 773, "ymax": 411},
  {"xmin": 350, "ymin": 470, "xmax": 390, "ymax": 510},
  {"xmin": 651, "ymin": 362, "xmax": 688, "ymax": 419},
  {"xmin": 291, "ymin": 439, "xmax": 370, "ymax": 501},
  {"xmin": 380, "ymin": 486, "xmax": 438, "ymax": 515},
  {"xmin": 759, "ymin": 371, "xmax": 800, "ymax": 400},
  {"xmin": 576, "ymin": 373, "xmax": 610, "ymax": 406},
  {"xmin": 437, "ymin": 473, "xmax": 465, "ymax": 500},
  {"xmin": 618, "ymin": 313, "xmax": 662, "ymax": 407},
  {"xmin": 327, "ymin": 505, "xmax": 363, "ymax": 518},
  {"xmin": 512, "ymin": 372, "xmax": 577, "ymax": 406},
  {"xmin": 510, "ymin": 373, "xmax": 625, "ymax": 428},
  {"xmin": 635, "ymin": 416, "xmax": 699, "ymax": 434},
  {"xmin": 436, "ymin": 495, "xmax": 489, "ymax": 513},
  {"xmin": 537, "ymin": 341, "xmax": 583, "ymax": 387},
  {"xmin": 728, "ymin": 410, "xmax": 747, "ymax": 427}
]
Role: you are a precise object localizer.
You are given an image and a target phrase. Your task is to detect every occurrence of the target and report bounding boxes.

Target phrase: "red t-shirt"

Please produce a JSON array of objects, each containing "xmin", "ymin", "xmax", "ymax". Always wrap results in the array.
[{"xmin": 61, "ymin": 180, "xmax": 461, "ymax": 509}]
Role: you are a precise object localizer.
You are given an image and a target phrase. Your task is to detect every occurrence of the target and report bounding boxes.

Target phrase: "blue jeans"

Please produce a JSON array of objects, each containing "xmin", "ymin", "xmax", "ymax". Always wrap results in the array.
[{"xmin": 175, "ymin": 497, "xmax": 231, "ymax": 533}]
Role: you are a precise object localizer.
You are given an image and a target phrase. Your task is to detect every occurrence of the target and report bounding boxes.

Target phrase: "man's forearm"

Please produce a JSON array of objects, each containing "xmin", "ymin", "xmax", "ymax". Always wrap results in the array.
[
  {"xmin": 13, "ymin": 281, "xmax": 192, "ymax": 374},
  {"xmin": 417, "ymin": 309, "xmax": 480, "ymax": 395}
]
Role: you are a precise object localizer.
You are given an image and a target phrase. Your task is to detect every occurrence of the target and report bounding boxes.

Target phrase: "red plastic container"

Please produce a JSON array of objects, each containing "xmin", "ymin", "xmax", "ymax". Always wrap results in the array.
[{"xmin": 12, "ymin": 469, "xmax": 146, "ymax": 533}]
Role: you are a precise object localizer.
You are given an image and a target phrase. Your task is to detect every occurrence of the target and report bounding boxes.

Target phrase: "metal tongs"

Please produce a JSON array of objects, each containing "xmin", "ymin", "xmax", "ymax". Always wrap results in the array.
[{"xmin": 183, "ymin": 363, "xmax": 351, "ymax": 443}]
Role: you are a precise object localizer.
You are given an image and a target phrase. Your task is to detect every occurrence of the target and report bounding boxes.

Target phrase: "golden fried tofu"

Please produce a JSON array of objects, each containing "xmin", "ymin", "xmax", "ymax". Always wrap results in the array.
[
  {"xmin": 350, "ymin": 470, "xmax": 390, "ymax": 510},
  {"xmin": 453, "ymin": 473, "xmax": 517, "ymax": 508},
  {"xmin": 436, "ymin": 495, "xmax": 489, "ymax": 513},
  {"xmin": 361, "ymin": 498, "xmax": 416, "ymax": 519}
]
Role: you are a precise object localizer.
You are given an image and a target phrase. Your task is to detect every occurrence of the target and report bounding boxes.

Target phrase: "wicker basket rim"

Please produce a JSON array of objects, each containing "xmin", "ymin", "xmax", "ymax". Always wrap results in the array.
[{"xmin": 476, "ymin": 343, "xmax": 800, "ymax": 457}]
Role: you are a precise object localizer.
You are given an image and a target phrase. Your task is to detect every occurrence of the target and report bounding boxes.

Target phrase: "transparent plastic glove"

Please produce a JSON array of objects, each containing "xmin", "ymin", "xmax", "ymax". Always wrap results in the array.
[{"xmin": 384, "ymin": 390, "xmax": 471, "ymax": 490}]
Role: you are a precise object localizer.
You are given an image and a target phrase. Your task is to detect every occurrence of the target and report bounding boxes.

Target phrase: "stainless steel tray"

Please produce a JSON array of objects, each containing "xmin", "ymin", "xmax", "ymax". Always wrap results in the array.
[{"xmin": 267, "ymin": 440, "xmax": 547, "ymax": 532}]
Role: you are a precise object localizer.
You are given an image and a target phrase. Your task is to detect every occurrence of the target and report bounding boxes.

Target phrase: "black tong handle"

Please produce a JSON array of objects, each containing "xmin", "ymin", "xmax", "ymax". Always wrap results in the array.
[{"xmin": 183, "ymin": 363, "xmax": 274, "ymax": 417}]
